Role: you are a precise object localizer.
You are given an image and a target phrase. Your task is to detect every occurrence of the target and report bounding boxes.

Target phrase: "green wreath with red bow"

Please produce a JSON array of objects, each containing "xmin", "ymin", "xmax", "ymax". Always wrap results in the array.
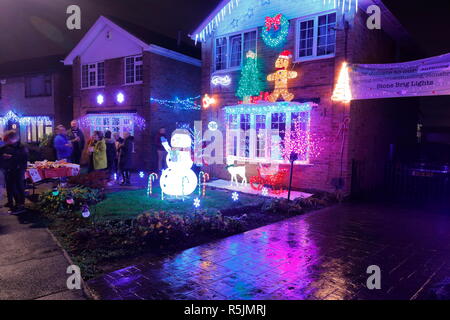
[{"xmin": 261, "ymin": 14, "xmax": 289, "ymax": 48}]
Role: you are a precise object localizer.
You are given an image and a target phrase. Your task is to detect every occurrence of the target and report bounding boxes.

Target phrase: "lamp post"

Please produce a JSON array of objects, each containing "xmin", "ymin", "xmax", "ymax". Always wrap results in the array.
[{"xmin": 287, "ymin": 153, "xmax": 298, "ymax": 201}]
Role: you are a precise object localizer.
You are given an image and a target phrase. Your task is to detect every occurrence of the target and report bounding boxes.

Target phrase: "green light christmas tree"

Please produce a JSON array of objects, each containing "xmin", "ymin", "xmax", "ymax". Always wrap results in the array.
[{"xmin": 236, "ymin": 51, "xmax": 266, "ymax": 103}]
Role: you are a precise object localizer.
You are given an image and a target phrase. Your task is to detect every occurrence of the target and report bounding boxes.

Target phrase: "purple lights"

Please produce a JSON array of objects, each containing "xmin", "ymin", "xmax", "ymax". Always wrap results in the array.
[
  {"xmin": 96, "ymin": 94, "xmax": 105, "ymax": 105},
  {"xmin": 117, "ymin": 92, "xmax": 125, "ymax": 104}
]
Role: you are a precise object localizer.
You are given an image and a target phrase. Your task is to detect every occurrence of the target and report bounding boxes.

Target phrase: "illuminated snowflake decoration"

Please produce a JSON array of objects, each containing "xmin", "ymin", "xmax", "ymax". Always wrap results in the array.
[
  {"xmin": 208, "ymin": 121, "xmax": 218, "ymax": 132},
  {"xmin": 262, "ymin": 187, "xmax": 269, "ymax": 196},
  {"xmin": 193, "ymin": 197, "xmax": 201, "ymax": 208},
  {"xmin": 232, "ymin": 192, "xmax": 239, "ymax": 201},
  {"xmin": 139, "ymin": 171, "xmax": 145, "ymax": 178}
]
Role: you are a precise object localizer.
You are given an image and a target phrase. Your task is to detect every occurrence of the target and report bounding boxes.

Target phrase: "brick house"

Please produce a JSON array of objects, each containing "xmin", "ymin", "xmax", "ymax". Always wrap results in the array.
[
  {"xmin": 0, "ymin": 55, "xmax": 72, "ymax": 143},
  {"xmin": 64, "ymin": 16, "xmax": 201, "ymax": 170},
  {"xmin": 192, "ymin": 0, "xmax": 419, "ymax": 195}
]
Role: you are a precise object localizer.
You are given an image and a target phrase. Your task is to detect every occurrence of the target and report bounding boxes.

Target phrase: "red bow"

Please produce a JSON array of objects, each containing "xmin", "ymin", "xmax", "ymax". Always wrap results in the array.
[{"xmin": 265, "ymin": 14, "xmax": 282, "ymax": 31}]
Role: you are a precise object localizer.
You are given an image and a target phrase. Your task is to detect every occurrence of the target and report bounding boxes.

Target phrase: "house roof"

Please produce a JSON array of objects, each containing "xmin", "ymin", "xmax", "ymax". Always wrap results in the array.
[
  {"xmin": 191, "ymin": 0, "xmax": 412, "ymax": 45},
  {"xmin": 0, "ymin": 54, "xmax": 66, "ymax": 78},
  {"xmin": 106, "ymin": 16, "xmax": 200, "ymax": 59},
  {"xmin": 64, "ymin": 16, "xmax": 200, "ymax": 66}
]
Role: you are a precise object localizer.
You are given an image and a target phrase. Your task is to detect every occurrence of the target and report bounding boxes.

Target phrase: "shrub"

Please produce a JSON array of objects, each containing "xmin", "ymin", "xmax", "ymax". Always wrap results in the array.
[
  {"xmin": 35, "ymin": 187, "xmax": 104, "ymax": 216},
  {"xmin": 66, "ymin": 210, "xmax": 246, "ymax": 254},
  {"xmin": 134, "ymin": 210, "xmax": 245, "ymax": 244}
]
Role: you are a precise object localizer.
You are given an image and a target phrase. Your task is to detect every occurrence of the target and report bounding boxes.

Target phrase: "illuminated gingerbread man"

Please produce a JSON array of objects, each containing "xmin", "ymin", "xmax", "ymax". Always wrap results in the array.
[{"xmin": 267, "ymin": 50, "xmax": 298, "ymax": 102}]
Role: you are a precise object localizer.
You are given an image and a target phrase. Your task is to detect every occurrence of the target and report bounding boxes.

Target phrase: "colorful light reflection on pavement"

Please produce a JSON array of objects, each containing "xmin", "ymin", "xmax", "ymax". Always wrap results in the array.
[{"xmin": 88, "ymin": 203, "xmax": 450, "ymax": 300}]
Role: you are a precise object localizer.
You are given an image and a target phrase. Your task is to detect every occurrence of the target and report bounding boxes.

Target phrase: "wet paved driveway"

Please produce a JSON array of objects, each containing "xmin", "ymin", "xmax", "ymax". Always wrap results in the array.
[{"xmin": 88, "ymin": 203, "xmax": 450, "ymax": 300}]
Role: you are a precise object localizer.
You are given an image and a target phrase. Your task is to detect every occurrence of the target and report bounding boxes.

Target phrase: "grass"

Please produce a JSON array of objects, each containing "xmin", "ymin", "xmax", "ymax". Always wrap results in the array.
[{"xmin": 91, "ymin": 186, "xmax": 264, "ymax": 221}]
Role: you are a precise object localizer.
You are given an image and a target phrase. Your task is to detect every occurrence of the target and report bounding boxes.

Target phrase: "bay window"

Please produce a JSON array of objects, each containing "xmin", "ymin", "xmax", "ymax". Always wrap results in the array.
[
  {"xmin": 225, "ymin": 104, "xmax": 312, "ymax": 163},
  {"xmin": 214, "ymin": 30, "xmax": 257, "ymax": 71},
  {"xmin": 296, "ymin": 12, "xmax": 336, "ymax": 61},
  {"xmin": 25, "ymin": 118, "xmax": 53, "ymax": 143},
  {"xmin": 85, "ymin": 113, "xmax": 136, "ymax": 137}
]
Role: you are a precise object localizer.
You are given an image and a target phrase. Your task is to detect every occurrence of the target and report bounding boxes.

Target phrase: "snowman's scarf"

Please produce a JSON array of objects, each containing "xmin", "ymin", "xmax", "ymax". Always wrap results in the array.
[{"xmin": 169, "ymin": 150, "xmax": 179, "ymax": 162}]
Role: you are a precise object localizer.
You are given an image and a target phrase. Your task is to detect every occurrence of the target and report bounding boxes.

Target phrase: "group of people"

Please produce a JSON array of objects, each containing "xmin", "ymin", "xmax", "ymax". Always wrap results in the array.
[
  {"xmin": 54, "ymin": 120, "xmax": 135, "ymax": 185},
  {"xmin": 0, "ymin": 120, "xmax": 135, "ymax": 214}
]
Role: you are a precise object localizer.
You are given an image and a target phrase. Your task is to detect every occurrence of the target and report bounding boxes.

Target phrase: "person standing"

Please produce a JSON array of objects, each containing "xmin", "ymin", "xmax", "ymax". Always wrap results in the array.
[
  {"xmin": 155, "ymin": 128, "xmax": 167, "ymax": 173},
  {"xmin": 0, "ymin": 130, "xmax": 29, "ymax": 214},
  {"xmin": 113, "ymin": 132, "xmax": 123, "ymax": 177},
  {"xmin": 118, "ymin": 131, "xmax": 134, "ymax": 185},
  {"xmin": 104, "ymin": 130, "xmax": 117, "ymax": 178},
  {"xmin": 54, "ymin": 125, "xmax": 73, "ymax": 161},
  {"xmin": 68, "ymin": 120, "xmax": 85, "ymax": 164},
  {"xmin": 88, "ymin": 131, "xmax": 107, "ymax": 171}
]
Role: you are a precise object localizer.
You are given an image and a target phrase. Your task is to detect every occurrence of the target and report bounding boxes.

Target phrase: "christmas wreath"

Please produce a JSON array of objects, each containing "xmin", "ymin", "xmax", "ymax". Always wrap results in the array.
[{"xmin": 261, "ymin": 14, "xmax": 289, "ymax": 48}]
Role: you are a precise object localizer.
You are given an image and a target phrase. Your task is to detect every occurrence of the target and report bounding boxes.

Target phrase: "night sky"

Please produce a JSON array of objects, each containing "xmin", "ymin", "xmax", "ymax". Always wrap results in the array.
[{"xmin": 0, "ymin": 0, "xmax": 449, "ymax": 64}]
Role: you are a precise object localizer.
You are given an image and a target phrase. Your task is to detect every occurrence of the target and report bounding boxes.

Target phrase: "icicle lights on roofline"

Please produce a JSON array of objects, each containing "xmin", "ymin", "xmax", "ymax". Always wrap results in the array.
[{"xmin": 193, "ymin": 0, "xmax": 358, "ymax": 44}]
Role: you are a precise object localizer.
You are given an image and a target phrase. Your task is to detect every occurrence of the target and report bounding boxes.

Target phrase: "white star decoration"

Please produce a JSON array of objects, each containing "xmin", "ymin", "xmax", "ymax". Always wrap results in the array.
[
  {"xmin": 232, "ymin": 192, "xmax": 239, "ymax": 201},
  {"xmin": 262, "ymin": 188, "xmax": 269, "ymax": 196},
  {"xmin": 230, "ymin": 18, "xmax": 239, "ymax": 29},
  {"xmin": 245, "ymin": 8, "xmax": 254, "ymax": 19}
]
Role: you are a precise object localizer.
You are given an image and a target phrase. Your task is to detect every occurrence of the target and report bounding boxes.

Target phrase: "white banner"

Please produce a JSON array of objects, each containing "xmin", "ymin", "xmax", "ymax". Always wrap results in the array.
[{"xmin": 350, "ymin": 53, "xmax": 450, "ymax": 100}]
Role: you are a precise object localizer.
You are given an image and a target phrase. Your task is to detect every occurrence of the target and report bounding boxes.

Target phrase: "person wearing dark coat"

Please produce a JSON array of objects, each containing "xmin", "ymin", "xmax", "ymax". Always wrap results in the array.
[
  {"xmin": 113, "ymin": 132, "xmax": 123, "ymax": 177},
  {"xmin": 67, "ymin": 120, "xmax": 85, "ymax": 164},
  {"xmin": 0, "ymin": 130, "xmax": 29, "ymax": 214},
  {"xmin": 104, "ymin": 130, "xmax": 117, "ymax": 178},
  {"xmin": 118, "ymin": 132, "xmax": 134, "ymax": 185}
]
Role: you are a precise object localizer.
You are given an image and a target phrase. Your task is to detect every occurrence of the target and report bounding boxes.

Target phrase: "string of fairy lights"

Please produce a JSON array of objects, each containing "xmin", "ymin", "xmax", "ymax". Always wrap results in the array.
[{"xmin": 150, "ymin": 96, "xmax": 202, "ymax": 110}]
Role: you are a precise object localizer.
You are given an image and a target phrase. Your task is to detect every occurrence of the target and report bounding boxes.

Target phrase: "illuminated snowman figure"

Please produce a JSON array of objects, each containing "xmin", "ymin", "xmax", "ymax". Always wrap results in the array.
[{"xmin": 160, "ymin": 131, "xmax": 198, "ymax": 197}]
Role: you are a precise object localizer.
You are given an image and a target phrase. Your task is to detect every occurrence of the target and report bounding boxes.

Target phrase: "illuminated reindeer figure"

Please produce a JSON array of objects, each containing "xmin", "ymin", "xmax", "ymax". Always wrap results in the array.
[{"xmin": 226, "ymin": 158, "xmax": 247, "ymax": 187}]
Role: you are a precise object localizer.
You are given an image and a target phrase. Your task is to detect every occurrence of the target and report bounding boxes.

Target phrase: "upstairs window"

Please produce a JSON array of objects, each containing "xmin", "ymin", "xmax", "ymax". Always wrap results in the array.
[
  {"xmin": 214, "ymin": 30, "xmax": 257, "ymax": 71},
  {"xmin": 81, "ymin": 62, "xmax": 105, "ymax": 89},
  {"xmin": 25, "ymin": 74, "xmax": 52, "ymax": 97},
  {"xmin": 296, "ymin": 12, "xmax": 336, "ymax": 61},
  {"xmin": 125, "ymin": 55, "xmax": 143, "ymax": 84}
]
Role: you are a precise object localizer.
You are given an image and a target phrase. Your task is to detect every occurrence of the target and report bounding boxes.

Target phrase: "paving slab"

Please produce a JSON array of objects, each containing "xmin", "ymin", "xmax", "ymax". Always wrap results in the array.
[
  {"xmin": 0, "ymin": 180, "xmax": 86, "ymax": 300},
  {"xmin": 87, "ymin": 203, "xmax": 450, "ymax": 300}
]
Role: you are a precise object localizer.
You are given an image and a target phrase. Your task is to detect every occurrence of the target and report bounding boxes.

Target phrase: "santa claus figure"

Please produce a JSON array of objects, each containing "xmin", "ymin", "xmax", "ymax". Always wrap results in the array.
[{"xmin": 267, "ymin": 50, "xmax": 298, "ymax": 102}]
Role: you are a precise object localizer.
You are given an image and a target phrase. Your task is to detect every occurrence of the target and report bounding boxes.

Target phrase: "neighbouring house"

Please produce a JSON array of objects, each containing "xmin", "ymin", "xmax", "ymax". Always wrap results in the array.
[
  {"xmin": 64, "ymin": 16, "xmax": 201, "ymax": 170},
  {"xmin": 192, "ymin": 0, "xmax": 420, "ymax": 195},
  {"xmin": 0, "ymin": 55, "xmax": 72, "ymax": 144}
]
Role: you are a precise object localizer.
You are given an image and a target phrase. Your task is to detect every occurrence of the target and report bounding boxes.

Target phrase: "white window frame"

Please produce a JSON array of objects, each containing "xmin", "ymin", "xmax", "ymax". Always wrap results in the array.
[
  {"xmin": 25, "ymin": 118, "xmax": 53, "ymax": 143},
  {"xmin": 86, "ymin": 113, "xmax": 135, "ymax": 137},
  {"xmin": 213, "ymin": 28, "xmax": 258, "ymax": 73},
  {"xmin": 81, "ymin": 61, "xmax": 105, "ymax": 89},
  {"xmin": 294, "ymin": 11, "xmax": 337, "ymax": 63},
  {"xmin": 124, "ymin": 55, "xmax": 143, "ymax": 85},
  {"xmin": 226, "ymin": 110, "xmax": 312, "ymax": 165}
]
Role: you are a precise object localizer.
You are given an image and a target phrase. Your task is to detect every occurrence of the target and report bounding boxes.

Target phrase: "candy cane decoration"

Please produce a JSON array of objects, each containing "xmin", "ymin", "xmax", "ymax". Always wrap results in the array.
[
  {"xmin": 147, "ymin": 173, "xmax": 158, "ymax": 196},
  {"xmin": 198, "ymin": 171, "xmax": 210, "ymax": 197}
]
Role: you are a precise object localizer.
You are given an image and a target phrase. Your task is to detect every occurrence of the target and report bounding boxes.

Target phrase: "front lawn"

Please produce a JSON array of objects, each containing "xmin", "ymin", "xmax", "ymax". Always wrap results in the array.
[{"xmin": 92, "ymin": 187, "xmax": 262, "ymax": 221}]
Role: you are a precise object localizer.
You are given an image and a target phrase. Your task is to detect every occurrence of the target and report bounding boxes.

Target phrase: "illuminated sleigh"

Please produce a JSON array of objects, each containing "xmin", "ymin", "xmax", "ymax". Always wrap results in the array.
[{"xmin": 250, "ymin": 164, "xmax": 288, "ymax": 195}]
